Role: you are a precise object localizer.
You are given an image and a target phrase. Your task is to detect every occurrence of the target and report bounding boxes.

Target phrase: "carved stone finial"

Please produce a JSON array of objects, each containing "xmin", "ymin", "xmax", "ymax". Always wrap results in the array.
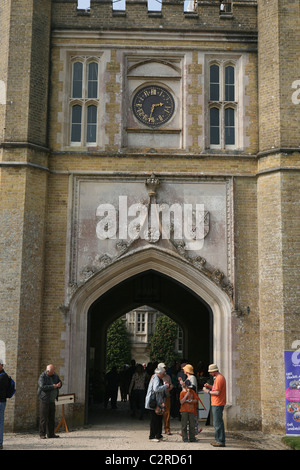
[{"xmin": 145, "ymin": 173, "xmax": 160, "ymax": 197}]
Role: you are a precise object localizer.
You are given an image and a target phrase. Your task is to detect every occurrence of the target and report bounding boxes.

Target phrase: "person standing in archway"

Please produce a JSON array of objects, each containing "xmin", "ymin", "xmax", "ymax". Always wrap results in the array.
[
  {"xmin": 203, "ymin": 363, "xmax": 226, "ymax": 447},
  {"xmin": 157, "ymin": 362, "xmax": 173, "ymax": 435},
  {"xmin": 129, "ymin": 363, "xmax": 147, "ymax": 420},
  {"xmin": 182, "ymin": 364, "xmax": 201, "ymax": 435},
  {"xmin": 145, "ymin": 366, "xmax": 170, "ymax": 442}
]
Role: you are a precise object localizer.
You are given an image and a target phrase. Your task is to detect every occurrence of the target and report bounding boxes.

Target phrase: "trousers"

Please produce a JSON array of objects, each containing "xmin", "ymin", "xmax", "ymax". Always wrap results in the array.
[
  {"xmin": 149, "ymin": 409, "xmax": 163, "ymax": 439},
  {"xmin": 181, "ymin": 411, "xmax": 196, "ymax": 441},
  {"xmin": 0, "ymin": 401, "xmax": 6, "ymax": 446},
  {"xmin": 39, "ymin": 401, "xmax": 56, "ymax": 437},
  {"xmin": 211, "ymin": 405, "xmax": 225, "ymax": 445},
  {"xmin": 163, "ymin": 396, "xmax": 171, "ymax": 432}
]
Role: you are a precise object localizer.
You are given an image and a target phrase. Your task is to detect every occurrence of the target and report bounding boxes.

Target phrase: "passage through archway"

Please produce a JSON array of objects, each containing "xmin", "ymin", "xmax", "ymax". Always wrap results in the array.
[
  {"xmin": 87, "ymin": 270, "xmax": 213, "ymax": 417},
  {"xmin": 66, "ymin": 248, "xmax": 233, "ymax": 426}
]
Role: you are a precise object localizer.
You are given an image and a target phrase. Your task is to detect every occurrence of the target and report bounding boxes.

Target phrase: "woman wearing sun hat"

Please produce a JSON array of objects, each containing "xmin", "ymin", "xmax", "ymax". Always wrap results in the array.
[
  {"xmin": 203, "ymin": 363, "xmax": 226, "ymax": 447},
  {"xmin": 183, "ymin": 364, "xmax": 197, "ymax": 390},
  {"xmin": 145, "ymin": 365, "xmax": 170, "ymax": 442}
]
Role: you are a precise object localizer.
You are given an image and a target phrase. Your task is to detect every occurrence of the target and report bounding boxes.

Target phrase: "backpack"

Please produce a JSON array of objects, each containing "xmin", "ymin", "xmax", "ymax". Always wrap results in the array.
[
  {"xmin": 0, "ymin": 371, "xmax": 16, "ymax": 398},
  {"xmin": 6, "ymin": 376, "xmax": 16, "ymax": 398}
]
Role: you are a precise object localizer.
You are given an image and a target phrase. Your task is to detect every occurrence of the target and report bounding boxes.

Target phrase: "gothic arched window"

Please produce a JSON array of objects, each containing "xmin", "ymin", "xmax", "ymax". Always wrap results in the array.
[
  {"xmin": 70, "ymin": 59, "xmax": 100, "ymax": 146},
  {"xmin": 209, "ymin": 62, "xmax": 236, "ymax": 148}
]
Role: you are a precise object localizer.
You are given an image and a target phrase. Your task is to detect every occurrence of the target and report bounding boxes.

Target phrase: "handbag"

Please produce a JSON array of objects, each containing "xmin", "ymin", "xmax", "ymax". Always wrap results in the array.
[
  {"xmin": 155, "ymin": 403, "xmax": 166, "ymax": 415},
  {"xmin": 149, "ymin": 391, "xmax": 157, "ymax": 409}
]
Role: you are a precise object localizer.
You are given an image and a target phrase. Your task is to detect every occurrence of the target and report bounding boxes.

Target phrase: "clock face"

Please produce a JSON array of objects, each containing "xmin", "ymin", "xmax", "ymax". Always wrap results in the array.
[{"xmin": 132, "ymin": 85, "xmax": 175, "ymax": 127}]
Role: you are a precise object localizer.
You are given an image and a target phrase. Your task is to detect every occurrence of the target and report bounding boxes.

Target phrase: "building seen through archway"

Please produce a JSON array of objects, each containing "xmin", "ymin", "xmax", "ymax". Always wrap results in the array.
[{"xmin": 124, "ymin": 305, "xmax": 183, "ymax": 365}]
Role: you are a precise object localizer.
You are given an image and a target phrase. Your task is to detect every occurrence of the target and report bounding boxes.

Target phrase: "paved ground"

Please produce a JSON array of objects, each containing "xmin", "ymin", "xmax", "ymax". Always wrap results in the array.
[{"xmin": 2, "ymin": 402, "xmax": 290, "ymax": 452}]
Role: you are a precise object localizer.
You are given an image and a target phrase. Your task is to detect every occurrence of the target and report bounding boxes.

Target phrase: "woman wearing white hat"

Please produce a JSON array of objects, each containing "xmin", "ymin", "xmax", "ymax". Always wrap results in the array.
[{"xmin": 145, "ymin": 366, "xmax": 170, "ymax": 442}]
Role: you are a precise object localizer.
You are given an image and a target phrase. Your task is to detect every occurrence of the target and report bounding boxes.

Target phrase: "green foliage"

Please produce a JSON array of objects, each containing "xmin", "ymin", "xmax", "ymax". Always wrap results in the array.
[
  {"xmin": 281, "ymin": 436, "xmax": 300, "ymax": 450},
  {"xmin": 106, "ymin": 317, "xmax": 131, "ymax": 372},
  {"xmin": 149, "ymin": 315, "xmax": 179, "ymax": 366}
]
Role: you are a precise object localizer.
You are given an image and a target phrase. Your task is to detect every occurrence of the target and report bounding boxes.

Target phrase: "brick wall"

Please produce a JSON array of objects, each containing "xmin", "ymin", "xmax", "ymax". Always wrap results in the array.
[
  {"xmin": 0, "ymin": 1, "xmax": 51, "ymax": 431},
  {"xmin": 257, "ymin": 0, "xmax": 300, "ymax": 432},
  {"xmin": 51, "ymin": 0, "xmax": 257, "ymax": 32}
]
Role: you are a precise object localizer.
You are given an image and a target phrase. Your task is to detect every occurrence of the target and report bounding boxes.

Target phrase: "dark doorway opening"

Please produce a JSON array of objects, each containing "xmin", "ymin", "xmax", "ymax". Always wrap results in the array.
[{"xmin": 86, "ymin": 270, "xmax": 213, "ymax": 423}]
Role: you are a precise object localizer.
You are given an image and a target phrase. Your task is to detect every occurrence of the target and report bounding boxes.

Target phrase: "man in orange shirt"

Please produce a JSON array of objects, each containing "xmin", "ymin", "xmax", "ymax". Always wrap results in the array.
[{"xmin": 203, "ymin": 363, "xmax": 226, "ymax": 447}]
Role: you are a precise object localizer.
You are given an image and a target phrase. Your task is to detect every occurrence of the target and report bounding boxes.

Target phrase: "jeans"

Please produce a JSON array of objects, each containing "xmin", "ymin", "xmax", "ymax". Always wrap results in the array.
[
  {"xmin": 0, "ymin": 401, "xmax": 6, "ymax": 446},
  {"xmin": 211, "ymin": 405, "xmax": 225, "ymax": 445}
]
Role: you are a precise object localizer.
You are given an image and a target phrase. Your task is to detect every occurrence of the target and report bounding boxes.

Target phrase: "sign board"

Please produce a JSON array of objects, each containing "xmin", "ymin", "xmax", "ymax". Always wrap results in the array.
[
  {"xmin": 55, "ymin": 394, "xmax": 75, "ymax": 433},
  {"xmin": 55, "ymin": 393, "xmax": 75, "ymax": 406},
  {"xmin": 198, "ymin": 391, "xmax": 210, "ymax": 419},
  {"xmin": 284, "ymin": 350, "xmax": 300, "ymax": 436}
]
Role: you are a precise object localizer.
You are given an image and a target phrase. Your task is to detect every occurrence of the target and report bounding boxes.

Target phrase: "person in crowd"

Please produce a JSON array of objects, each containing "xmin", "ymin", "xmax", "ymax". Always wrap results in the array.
[
  {"xmin": 177, "ymin": 361, "xmax": 188, "ymax": 385},
  {"xmin": 183, "ymin": 364, "xmax": 197, "ymax": 389},
  {"xmin": 37, "ymin": 364, "xmax": 62, "ymax": 439},
  {"xmin": 104, "ymin": 365, "xmax": 119, "ymax": 409},
  {"xmin": 0, "ymin": 359, "xmax": 15, "ymax": 450},
  {"xmin": 169, "ymin": 361, "xmax": 180, "ymax": 418},
  {"xmin": 157, "ymin": 363, "xmax": 173, "ymax": 435},
  {"xmin": 127, "ymin": 360, "xmax": 136, "ymax": 413},
  {"xmin": 119, "ymin": 364, "xmax": 129, "ymax": 402},
  {"xmin": 179, "ymin": 379, "xmax": 198, "ymax": 442},
  {"xmin": 203, "ymin": 363, "xmax": 226, "ymax": 447},
  {"xmin": 182, "ymin": 364, "xmax": 200, "ymax": 434},
  {"xmin": 145, "ymin": 365, "xmax": 170, "ymax": 442},
  {"xmin": 145, "ymin": 362, "xmax": 155, "ymax": 389},
  {"xmin": 129, "ymin": 363, "xmax": 147, "ymax": 420},
  {"xmin": 176, "ymin": 361, "xmax": 188, "ymax": 419}
]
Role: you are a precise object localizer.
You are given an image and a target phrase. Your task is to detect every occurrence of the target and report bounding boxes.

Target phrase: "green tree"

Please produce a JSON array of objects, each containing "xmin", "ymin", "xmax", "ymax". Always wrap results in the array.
[
  {"xmin": 149, "ymin": 315, "xmax": 179, "ymax": 366},
  {"xmin": 106, "ymin": 317, "xmax": 131, "ymax": 371}
]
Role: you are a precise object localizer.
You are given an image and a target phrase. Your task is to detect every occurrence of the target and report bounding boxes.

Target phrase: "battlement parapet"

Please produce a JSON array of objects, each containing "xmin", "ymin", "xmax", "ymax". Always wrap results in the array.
[{"xmin": 52, "ymin": 0, "xmax": 257, "ymax": 32}]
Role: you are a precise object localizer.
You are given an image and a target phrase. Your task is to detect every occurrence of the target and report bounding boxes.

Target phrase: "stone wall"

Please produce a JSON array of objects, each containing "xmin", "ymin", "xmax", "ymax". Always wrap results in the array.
[{"xmin": 0, "ymin": 0, "xmax": 51, "ymax": 430}]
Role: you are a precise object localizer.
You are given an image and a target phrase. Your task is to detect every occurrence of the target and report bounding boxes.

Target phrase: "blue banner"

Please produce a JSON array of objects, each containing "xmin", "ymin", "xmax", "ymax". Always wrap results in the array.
[{"xmin": 285, "ymin": 350, "xmax": 300, "ymax": 435}]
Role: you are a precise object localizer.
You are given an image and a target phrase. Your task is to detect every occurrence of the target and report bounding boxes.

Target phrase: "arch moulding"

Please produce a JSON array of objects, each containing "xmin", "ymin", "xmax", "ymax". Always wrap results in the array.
[{"xmin": 63, "ymin": 247, "xmax": 234, "ymax": 415}]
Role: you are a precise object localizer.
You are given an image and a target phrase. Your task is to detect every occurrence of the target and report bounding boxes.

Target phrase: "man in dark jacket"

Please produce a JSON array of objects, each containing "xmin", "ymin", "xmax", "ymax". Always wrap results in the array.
[
  {"xmin": 38, "ymin": 364, "xmax": 62, "ymax": 439},
  {"xmin": 0, "ymin": 359, "xmax": 10, "ymax": 449}
]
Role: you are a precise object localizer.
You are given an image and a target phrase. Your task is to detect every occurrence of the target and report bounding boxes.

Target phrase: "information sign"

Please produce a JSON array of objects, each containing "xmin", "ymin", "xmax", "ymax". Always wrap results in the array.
[{"xmin": 285, "ymin": 350, "xmax": 300, "ymax": 436}]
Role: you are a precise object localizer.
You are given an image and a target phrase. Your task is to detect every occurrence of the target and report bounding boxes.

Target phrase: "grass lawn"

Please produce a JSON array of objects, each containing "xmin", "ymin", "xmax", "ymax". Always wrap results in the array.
[{"xmin": 282, "ymin": 436, "xmax": 300, "ymax": 450}]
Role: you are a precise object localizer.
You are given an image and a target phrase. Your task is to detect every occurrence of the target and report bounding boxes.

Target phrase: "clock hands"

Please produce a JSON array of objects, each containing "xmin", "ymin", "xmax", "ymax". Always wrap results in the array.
[
  {"xmin": 133, "ymin": 85, "xmax": 174, "ymax": 127},
  {"xmin": 148, "ymin": 102, "xmax": 164, "ymax": 122}
]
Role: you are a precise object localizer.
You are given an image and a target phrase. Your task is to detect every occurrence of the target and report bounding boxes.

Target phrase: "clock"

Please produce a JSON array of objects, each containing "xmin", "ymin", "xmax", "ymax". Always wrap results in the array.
[{"xmin": 132, "ymin": 85, "xmax": 175, "ymax": 127}]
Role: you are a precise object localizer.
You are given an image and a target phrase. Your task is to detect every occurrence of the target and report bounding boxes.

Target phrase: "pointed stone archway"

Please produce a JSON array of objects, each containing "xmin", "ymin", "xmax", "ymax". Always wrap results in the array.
[
  {"xmin": 87, "ymin": 269, "xmax": 213, "ymax": 393},
  {"xmin": 64, "ymin": 247, "xmax": 234, "ymax": 425}
]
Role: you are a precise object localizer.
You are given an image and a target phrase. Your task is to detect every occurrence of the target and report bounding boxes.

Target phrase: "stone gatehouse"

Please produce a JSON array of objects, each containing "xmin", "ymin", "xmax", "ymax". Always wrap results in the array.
[{"xmin": 0, "ymin": 0, "xmax": 299, "ymax": 433}]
